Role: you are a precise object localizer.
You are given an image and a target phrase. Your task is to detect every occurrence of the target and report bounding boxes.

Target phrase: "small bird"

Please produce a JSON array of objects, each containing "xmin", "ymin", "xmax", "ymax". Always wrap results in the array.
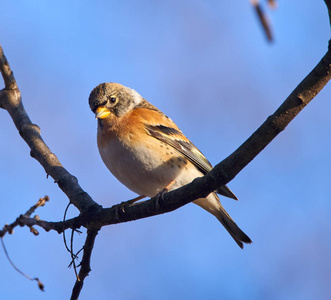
[{"xmin": 89, "ymin": 82, "xmax": 251, "ymax": 248}]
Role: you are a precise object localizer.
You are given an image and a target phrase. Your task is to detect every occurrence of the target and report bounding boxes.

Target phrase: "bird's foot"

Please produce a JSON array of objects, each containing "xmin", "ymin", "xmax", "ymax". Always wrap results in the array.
[
  {"xmin": 154, "ymin": 180, "xmax": 175, "ymax": 210},
  {"xmin": 114, "ymin": 195, "xmax": 145, "ymax": 222}
]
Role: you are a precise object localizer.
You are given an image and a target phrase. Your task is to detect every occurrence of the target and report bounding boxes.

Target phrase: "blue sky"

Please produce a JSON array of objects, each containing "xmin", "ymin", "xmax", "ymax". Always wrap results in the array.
[{"xmin": 0, "ymin": 1, "xmax": 330, "ymax": 299}]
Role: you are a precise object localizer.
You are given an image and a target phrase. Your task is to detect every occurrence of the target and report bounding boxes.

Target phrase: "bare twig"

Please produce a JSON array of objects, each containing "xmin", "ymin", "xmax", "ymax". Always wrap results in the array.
[
  {"xmin": 1, "ymin": 238, "xmax": 44, "ymax": 291},
  {"xmin": 0, "ymin": 196, "xmax": 49, "ymax": 238},
  {"xmin": 71, "ymin": 229, "xmax": 99, "ymax": 300},
  {"xmin": 25, "ymin": 195, "xmax": 49, "ymax": 216},
  {"xmin": 0, "ymin": 44, "xmax": 17, "ymax": 90},
  {"xmin": 70, "ymin": 229, "xmax": 79, "ymax": 279},
  {"xmin": 63, "ymin": 203, "xmax": 73, "ymax": 253},
  {"xmin": 325, "ymin": 0, "xmax": 331, "ymax": 26},
  {"xmin": 16, "ymin": 214, "xmax": 82, "ymax": 234},
  {"xmin": 251, "ymin": 0, "xmax": 274, "ymax": 42}
]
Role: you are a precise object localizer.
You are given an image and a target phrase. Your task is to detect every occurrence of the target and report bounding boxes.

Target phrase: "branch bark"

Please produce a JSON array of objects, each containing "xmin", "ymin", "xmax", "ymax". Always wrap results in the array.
[{"xmin": 70, "ymin": 229, "xmax": 99, "ymax": 300}]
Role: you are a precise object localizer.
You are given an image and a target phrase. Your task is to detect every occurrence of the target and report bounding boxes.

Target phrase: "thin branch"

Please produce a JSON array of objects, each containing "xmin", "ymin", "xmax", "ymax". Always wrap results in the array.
[
  {"xmin": 251, "ymin": 0, "xmax": 274, "ymax": 42},
  {"xmin": 71, "ymin": 229, "xmax": 99, "ymax": 300},
  {"xmin": 16, "ymin": 215, "xmax": 83, "ymax": 234},
  {"xmin": 25, "ymin": 195, "xmax": 49, "ymax": 217},
  {"xmin": 0, "ymin": 196, "xmax": 49, "ymax": 238},
  {"xmin": 0, "ymin": 44, "xmax": 17, "ymax": 90},
  {"xmin": 63, "ymin": 203, "xmax": 73, "ymax": 253},
  {"xmin": 1, "ymin": 238, "xmax": 44, "ymax": 291},
  {"xmin": 325, "ymin": 0, "xmax": 331, "ymax": 27}
]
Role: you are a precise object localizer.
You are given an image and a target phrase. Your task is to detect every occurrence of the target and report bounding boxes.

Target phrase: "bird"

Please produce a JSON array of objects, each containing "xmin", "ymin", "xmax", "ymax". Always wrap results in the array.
[{"xmin": 89, "ymin": 82, "xmax": 252, "ymax": 248}]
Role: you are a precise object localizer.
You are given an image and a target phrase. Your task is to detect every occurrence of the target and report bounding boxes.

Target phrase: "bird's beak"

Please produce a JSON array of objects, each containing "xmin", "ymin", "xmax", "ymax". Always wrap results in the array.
[{"xmin": 95, "ymin": 107, "xmax": 111, "ymax": 119}]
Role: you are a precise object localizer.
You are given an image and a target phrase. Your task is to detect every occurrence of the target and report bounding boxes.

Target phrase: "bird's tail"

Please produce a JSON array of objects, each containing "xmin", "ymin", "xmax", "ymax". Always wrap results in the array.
[
  {"xmin": 194, "ymin": 193, "xmax": 252, "ymax": 249},
  {"xmin": 215, "ymin": 201, "xmax": 252, "ymax": 249},
  {"xmin": 217, "ymin": 185, "xmax": 238, "ymax": 200}
]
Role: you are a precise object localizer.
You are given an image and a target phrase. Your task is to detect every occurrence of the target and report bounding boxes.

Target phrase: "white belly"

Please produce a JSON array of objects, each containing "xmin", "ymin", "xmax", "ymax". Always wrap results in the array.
[{"xmin": 98, "ymin": 138, "xmax": 193, "ymax": 197}]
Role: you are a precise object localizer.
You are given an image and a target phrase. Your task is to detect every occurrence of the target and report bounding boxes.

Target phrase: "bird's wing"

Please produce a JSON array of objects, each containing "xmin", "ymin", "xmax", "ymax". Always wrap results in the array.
[
  {"xmin": 134, "ymin": 104, "xmax": 238, "ymax": 200},
  {"xmin": 146, "ymin": 123, "xmax": 213, "ymax": 175}
]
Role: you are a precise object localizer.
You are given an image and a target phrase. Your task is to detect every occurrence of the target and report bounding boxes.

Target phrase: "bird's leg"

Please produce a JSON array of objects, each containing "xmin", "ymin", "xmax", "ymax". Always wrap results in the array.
[
  {"xmin": 155, "ymin": 180, "xmax": 176, "ymax": 210},
  {"xmin": 119, "ymin": 195, "xmax": 146, "ymax": 211},
  {"xmin": 128, "ymin": 194, "xmax": 146, "ymax": 204},
  {"xmin": 114, "ymin": 195, "xmax": 146, "ymax": 222}
]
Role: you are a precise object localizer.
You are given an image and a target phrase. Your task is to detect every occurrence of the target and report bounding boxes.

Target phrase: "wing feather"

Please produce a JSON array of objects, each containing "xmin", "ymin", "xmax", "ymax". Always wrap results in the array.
[
  {"xmin": 134, "ymin": 105, "xmax": 238, "ymax": 200},
  {"xmin": 146, "ymin": 124, "xmax": 213, "ymax": 175}
]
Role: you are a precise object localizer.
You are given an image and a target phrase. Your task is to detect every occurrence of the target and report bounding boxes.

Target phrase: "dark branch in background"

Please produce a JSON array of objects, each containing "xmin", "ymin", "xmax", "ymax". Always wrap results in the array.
[
  {"xmin": 0, "ymin": 1, "xmax": 330, "ymax": 298},
  {"xmin": 251, "ymin": 0, "xmax": 275, "ymax": 42}
]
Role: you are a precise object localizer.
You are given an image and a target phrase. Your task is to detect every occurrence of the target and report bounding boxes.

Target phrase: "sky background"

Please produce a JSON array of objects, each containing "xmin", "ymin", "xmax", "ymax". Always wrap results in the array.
[{"xmin": 0, "ymin": 1, "xmax": 330, "ymax": 299}]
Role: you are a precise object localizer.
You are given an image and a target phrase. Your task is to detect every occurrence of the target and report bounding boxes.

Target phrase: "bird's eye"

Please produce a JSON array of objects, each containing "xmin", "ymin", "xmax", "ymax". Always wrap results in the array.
[{"xmin": 109, "ymin": 96, "xmax": 117, "ymax": 104}]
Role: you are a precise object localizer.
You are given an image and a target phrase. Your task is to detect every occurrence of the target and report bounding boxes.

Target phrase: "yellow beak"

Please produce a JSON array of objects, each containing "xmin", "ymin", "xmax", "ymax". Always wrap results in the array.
[{"xmin": 95, "ymin": 107, "xmax": 111, "ymax": 119}]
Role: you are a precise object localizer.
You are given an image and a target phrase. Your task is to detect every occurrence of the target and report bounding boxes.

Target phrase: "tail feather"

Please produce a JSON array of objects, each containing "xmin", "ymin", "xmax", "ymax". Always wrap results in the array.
[
  {"xmin": 215, "ymin": 204, "xmax": 252, "ymax": 249},
  {"xmin": 217, "ymin": 185, "xmax": 238, "ymax": 201},
  {"xmin": 193, "ymin": 193, "xmax": 252, "ymax": 249}
]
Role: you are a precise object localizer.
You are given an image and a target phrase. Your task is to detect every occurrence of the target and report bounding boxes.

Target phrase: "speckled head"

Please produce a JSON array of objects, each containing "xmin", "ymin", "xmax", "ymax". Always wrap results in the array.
[{"xmin": 89, "ymin": 82, "xmax": 143, "ymax": 117}]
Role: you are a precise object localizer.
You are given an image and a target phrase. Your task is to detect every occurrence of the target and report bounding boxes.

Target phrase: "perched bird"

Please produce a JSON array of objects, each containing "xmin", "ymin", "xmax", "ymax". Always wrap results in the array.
[{"xmin": 89, "ymin": 82, "xmax": 251, "ymax": 248}]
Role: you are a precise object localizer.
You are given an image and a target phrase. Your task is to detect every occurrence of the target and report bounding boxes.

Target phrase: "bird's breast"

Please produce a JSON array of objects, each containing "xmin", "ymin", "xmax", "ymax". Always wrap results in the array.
[{"xmin": 97, "ymin": 133, "xmax": 191, "ymax": 197}]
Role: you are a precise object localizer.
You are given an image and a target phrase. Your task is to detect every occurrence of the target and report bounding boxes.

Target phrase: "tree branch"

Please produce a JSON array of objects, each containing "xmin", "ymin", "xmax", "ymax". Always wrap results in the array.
[
  {"xmin": 0, "ymin": 45, "xmax": 17, "ymax": 90},
  {"xmin": 71, "ymin": 229, "xmax": 99, "ymax": 300},
  {"xmin": 325, "ymin": 0, "xmax": 331, "ymax": 26}
]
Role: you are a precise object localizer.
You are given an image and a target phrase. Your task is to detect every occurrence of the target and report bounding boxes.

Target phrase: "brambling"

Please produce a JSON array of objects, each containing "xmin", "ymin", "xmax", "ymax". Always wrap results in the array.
[{"xmin": 89, "ymin": 83, "xmax": 251, "ymax": 248}]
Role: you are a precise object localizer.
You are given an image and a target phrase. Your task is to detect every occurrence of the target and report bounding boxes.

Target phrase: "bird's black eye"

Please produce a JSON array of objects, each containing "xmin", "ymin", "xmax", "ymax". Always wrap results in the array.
[{"xmin": 109, "ymin": 96, "xmax": 117, "ymax": 104}]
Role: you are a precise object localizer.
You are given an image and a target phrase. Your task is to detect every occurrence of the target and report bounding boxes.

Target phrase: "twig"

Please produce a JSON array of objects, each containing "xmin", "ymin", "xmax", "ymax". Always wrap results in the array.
[
  {"xmin": 71, "ymin": 229, "xmax": 99, "ymax": 300},
  {"xmin": 325, "ymin": 0, "xmax": 331, "ymax": 26},
  {"xmin": 63, "ymin": 202, "xmax": 73, "ymax": 253},
  {"xmin": 0, "ymin": 43, "xmax": 17, "ymax": 89},
  {"xmin": 251, "ymin": 0, "xmax": 273, "ymax": 42},
  {"xmin": 25, "ymin": 195, "xmax": 49, "ymax": 217},
  {"xmin": 70, "ymin": 229, "xmax": 80, "ymax": 280},
  {"xmin": 1, "ymin": 238, "xmax": 44, "ymax": 291},
  {"xmin": 0, "ymin": 196, "xmax": 50, "ymax": 238}
]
